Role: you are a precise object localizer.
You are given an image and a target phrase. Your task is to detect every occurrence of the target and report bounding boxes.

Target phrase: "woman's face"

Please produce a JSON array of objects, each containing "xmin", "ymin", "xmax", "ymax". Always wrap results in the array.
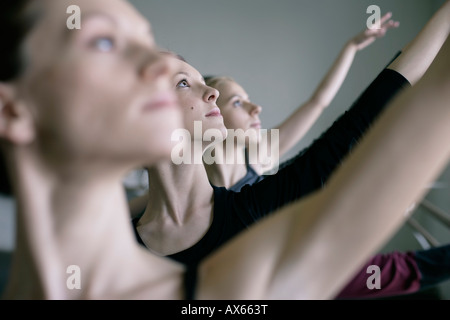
[
  {"xmin": 16, "ymin": 0, "xmax": 182, "ymax": 169},
  {"xmin": 213, "ymin": 79, "xmax": 262, "ymax": 143},
  {"xmin": 170, "ymin": 58, "xmax": 227, "ymax": 142}
]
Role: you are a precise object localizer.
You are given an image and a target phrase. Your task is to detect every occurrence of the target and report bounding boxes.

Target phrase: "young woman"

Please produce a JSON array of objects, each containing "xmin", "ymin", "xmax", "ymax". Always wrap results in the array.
[
  {"xmin": 196, "ymin": 26, "xmax": 450, "ymax": 300},
  {"xmin": 1, "ymin": 0, "xmax": 449, "ymax": 300},
  {"xmin": 202, "ymin": 12, "xmax": 399, "ymax": 190},
  {"xmin": 133, "ymin": 35, "xmax": 450, "ymax": 300},
  {"xmin": 132, "ymin": 0, "xmax": 450, "ymax": 260},
  {"xmin": 131, "ymin": 0, "xmax": 450, "ymax": 298},
  {"xmin": 0, "ymin": 0, "xmax": 190, "ymax": 300},
  {"xmin": 202, "ymin": 18, "xmax": 450, "ymax": 298},
  {"xmin": 126, "ymin": 13, "xmax": 399, "ymax": 199},
  {"xmin": 203, "ymin": 75, "xmax": 450, "ymax": 300}
]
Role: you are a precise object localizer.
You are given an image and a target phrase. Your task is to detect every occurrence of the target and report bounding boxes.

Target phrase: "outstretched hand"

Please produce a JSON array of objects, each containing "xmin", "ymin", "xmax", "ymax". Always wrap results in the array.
[{"xmin": 351, "ymin": 12, "xmax": 400, "ymax": 51}]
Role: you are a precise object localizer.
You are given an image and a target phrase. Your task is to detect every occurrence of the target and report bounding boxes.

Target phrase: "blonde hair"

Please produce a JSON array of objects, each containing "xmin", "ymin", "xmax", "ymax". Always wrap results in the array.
[{"xmin": 204, "ymin": 75, "xmax": 235, "ymax": 89}]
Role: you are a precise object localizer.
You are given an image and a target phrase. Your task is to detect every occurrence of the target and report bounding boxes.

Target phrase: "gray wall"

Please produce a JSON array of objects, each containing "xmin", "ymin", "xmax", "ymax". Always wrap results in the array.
[{"xmin": 1, "ymin": 0, "xmax": 449, "ymax": 298}]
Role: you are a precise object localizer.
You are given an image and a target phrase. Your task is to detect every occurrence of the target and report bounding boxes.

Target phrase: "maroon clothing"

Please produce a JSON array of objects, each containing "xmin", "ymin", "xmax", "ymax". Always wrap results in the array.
[{"xmin": 336, "ymin": 251, "xmax": 421, "ymax": 299}]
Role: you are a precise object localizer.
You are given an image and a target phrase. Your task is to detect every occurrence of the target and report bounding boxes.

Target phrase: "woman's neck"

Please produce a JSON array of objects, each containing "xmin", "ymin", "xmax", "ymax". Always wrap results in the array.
[
  {"xmin": 144, "ymin": 160, "xmax": 214, "ymax": 224},
  {"xmin": 203, "ymin": 141, "xmax": 248, "ymax": 189},
  {"xmin": 136, "ymin": 146, "xmax": 216, "ymax": 256},
  {"xmin": 3, "ymin": 152, "xmax": 181, "ymax": 299}
]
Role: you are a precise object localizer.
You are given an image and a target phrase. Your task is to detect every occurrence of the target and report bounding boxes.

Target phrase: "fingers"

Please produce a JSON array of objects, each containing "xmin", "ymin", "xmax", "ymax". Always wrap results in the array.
[
  {"xmin": 368, "ymin": 19, "xmax": 399, "ymax": 38},
  {"xmin": 379, "ymin": 12, "xmax": 393, "ymax": 25},
  {"xmin": 372, "ymin": 12, "xmax": 400, "ymax": 32},
  {"xmin": 356, "ymin": 12, "xmax": 400, "ymax": 47},
  {"xmin": 383, "ymin": 19, "xmax": 400, "ymax": 29}
]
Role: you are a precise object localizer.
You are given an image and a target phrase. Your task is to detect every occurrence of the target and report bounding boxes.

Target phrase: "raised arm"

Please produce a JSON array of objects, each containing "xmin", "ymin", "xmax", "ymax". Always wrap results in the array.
[
  {"xmin": 272, "ymin": 12, "xmax": 399, "ymax": 159},
  {"xmin": 388, "ymin": 0, "xmax": 450, "ymax": 85},
  {"xmin": 197, "ymin": 35, "xmax": 450, "ymax": 300}
]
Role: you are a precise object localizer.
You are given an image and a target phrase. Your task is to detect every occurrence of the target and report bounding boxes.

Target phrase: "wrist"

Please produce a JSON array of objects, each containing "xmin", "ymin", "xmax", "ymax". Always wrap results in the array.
[
  {"xmin": 345, "ymin": 39, "xmax": 359, "ymax": 52},
  {"xmin": 340, "ymin": 41, "xmax": 358, "ymax": 57}
]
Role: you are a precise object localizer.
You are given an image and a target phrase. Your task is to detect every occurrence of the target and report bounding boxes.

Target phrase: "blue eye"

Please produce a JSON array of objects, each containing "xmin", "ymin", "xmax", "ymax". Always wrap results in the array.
[
  {"xmin": 176, "ymin": 79, "xmax": 189, "ymax": 88},
  {"xmin": 93, "ymin": 37, "xmax": 115, "ymax": 52},
  {"xmin": 233, "ymin": 100, "xmax": 243, "ymax": 107}
]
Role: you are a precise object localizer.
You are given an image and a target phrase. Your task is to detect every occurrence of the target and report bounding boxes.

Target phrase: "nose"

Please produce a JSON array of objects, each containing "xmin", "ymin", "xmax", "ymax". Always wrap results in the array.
[
  {"xmin": 139, "ymin": 49, "xmax": 173, "ymax": 82},
  {"xmin": 204, "ymin": 86, "xmax": 219, "ymax": 104},
  {"xmin": 249, "ymin": 103, "xmax": 262, "ymax": 116}
]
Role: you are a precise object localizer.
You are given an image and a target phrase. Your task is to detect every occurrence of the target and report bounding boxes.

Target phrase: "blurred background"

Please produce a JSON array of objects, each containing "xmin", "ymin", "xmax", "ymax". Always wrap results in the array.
[{"xmin": 1, "ymin": 0, "xmax": 449, "ymax": 299}]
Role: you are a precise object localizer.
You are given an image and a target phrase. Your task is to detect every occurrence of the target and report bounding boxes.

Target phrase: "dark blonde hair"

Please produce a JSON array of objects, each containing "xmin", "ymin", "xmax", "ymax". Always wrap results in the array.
[{"xmin": 204, "ymin": 75, "xmax": 235, "ymax": 89}]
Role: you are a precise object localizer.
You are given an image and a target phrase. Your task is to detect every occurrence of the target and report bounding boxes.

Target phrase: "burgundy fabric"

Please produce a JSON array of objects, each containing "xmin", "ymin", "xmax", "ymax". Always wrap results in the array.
[{"xmin": 336, "ymin": 251, "xmax": 421, "ymax": 299}]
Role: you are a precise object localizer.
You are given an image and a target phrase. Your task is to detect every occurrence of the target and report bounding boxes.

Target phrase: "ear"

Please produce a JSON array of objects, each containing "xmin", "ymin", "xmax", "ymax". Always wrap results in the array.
[{"xmin": 0, "ymin": 83, "xmax": 35, "ymax": 145}]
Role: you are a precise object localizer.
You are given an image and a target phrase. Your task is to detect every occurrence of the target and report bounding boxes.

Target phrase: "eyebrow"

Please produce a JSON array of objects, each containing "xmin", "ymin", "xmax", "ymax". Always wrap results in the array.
[
  {"xmin": 176, "ymin": 71, "xmax": 190, "ymax": 77},
  {"xmin": 84, "ymin": 12, "xmax": 152, "ymax": 34},
  {"xmin": 176, "ymin": 72, "xmax": 206, "ymax": 84},
  {"xmin": 83, "ymin": 12, "xmax": 118, "ymax": 26},
  {"xmin": 226, "ymin": 94, "xmax": 248, "ymax": 103},
  {"xmin": 64, "ymin": 12, "xmax": 117, "ymax": 41}
]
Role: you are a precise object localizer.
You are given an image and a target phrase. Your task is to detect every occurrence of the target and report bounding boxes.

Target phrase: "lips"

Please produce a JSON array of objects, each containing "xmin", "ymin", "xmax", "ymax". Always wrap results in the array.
[
  {"xmin": 205, "ymin": 107, "xmax": 222, "ymax": 117},
  {"xmin": 143, "ymin": 93, "xmax": 178, "ymax": 111},
  {"xmin": 250, "ymin": 122, "xmax": 261, "ymax": 128}
]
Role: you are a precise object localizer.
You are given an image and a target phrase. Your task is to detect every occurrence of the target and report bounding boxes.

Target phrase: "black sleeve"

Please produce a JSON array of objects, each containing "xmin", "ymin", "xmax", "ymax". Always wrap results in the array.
[
  {"xmin": 415, "ymin": 244, "xmax": 450, "ymax": 291},
  {"xmin": 183, "ymin": 263, "xmax": 198, "ymax": 300},
  {"xmin": 235, "ymin": 67, "xmax": 411, "ymax": 224}
]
